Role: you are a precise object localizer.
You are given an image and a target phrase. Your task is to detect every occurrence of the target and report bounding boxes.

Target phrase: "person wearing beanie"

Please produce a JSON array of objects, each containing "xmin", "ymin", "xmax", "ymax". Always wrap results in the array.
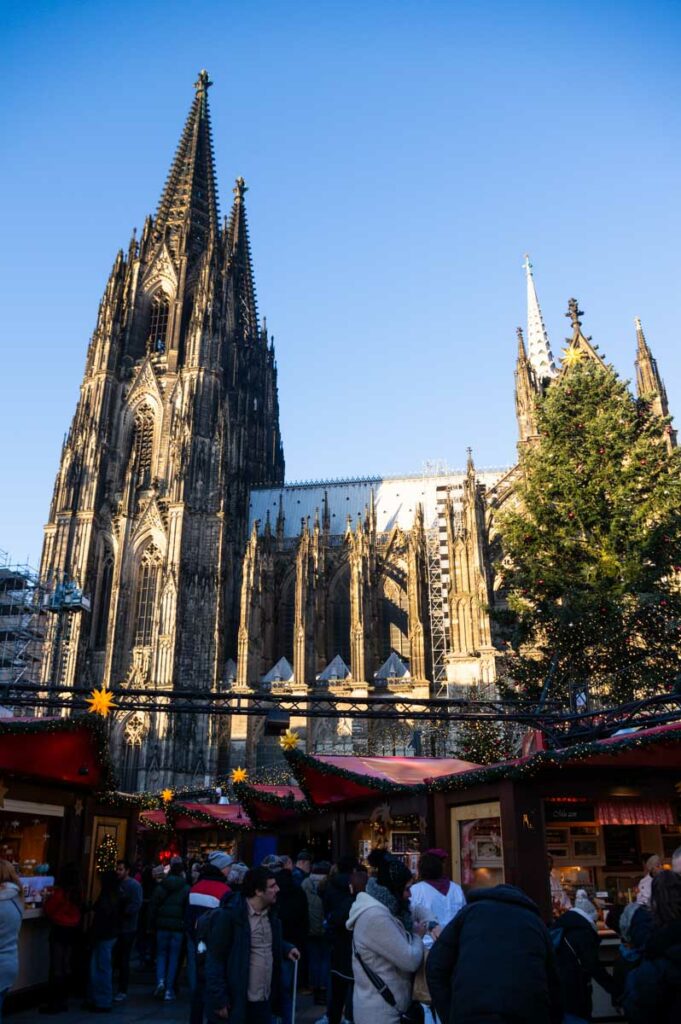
[
  {"xmin": 186, "ymin": 853, "xmax": 233, "ymax": 1024},
  {"xmin": 346, "ymin": 852, "xmax": 424, "ymax": 1024},
  {"xmin": 410, "ymin": 851, "xmax": 465, "ymax": 931},
  {"xmin": 553, "ymin": 889, "xmax": 614, "ymax": 1020}
]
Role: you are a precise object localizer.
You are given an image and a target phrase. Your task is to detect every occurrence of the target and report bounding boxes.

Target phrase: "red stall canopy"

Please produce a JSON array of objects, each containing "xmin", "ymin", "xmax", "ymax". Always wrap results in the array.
[
  {"xmin": 234, "ymin": 783, "xmax": 308, "ymax": 825},
  {"xmin": 287, "ymin": 751, "xmax": 481, "ymax": 807},
  {"xmin": 0, "ymin": 716, "xmax": 114, "ymax": 790}
]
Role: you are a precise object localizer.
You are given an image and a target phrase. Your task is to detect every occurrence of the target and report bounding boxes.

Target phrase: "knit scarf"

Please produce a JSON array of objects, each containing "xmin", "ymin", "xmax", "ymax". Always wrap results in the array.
[{"xmin": 366, "ymin": 877, "xmax": 413, "ymax": 931}]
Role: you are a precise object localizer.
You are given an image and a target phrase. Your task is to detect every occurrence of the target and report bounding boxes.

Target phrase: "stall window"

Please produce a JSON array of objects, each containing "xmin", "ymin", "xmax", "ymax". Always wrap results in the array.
[
  {"xmin": 0, "ymin": 801, "xmax": 63, "ymax": 908},
  {"xmin": 451, "ymin": 801, "xmax": 504, "ymax": 890}
]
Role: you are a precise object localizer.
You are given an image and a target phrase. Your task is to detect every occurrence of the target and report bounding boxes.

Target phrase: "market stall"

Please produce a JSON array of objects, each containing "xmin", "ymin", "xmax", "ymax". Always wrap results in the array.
[
  {"xmin": 0, "ymin": 716, "xmax": 136, "ymax": 998},
  {"xmin": 138, "ymin": 800, "xmax": 253, "ymax": 863}
]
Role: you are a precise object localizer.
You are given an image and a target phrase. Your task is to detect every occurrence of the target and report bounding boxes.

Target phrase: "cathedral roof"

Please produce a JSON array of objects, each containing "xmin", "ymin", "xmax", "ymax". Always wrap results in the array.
[
  {"xmin": 260, "ymin": 656, "xmax": 294, "ymax": 684},
  {"xmin": 374, "ymin": 651, "xmax": 410, "ymax": 680},
  {"xmin": 250, "ymin": 469, "xmax": 507, "ymax": 539},
  {"xmin": 317, "ymin": 654, "xmax": 352, "ymax": 681}
]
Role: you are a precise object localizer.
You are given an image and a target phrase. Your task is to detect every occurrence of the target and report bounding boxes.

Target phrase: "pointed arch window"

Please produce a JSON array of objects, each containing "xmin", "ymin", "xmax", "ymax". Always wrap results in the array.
[
  {"xmin": 132, "ymin": 405, "xmax": 155, "ymax": 489},
  {"xmin": 134, "ymin": 546, "xmax": 162, "ymax": 646},
  {"xmin": 94, "ymin": 553, "xmax": 114, "ymax": 649},
  {"xmin": 149, "ymin": 293, "xmax": 170, "ymax": 353}
]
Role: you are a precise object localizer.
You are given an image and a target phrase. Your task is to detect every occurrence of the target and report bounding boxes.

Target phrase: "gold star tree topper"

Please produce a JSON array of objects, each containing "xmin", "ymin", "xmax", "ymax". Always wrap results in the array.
[
  {"xmin": 279, "ymin": 729, "xmax": 300, "ymax": 751},
  {"xmin": 161, "ymin": 788, "xmax": 174, "ymax": 803},
  {"xmin": 562, "ymin": 344, "xmax": 584, "ymax": 368},
  {"xmin": 230, "ymin": 766, "xmax": 248, "ymax": 784},
  {"xmin": 86, "ymin": 687, "xmax": 116, "ymax": 717}
]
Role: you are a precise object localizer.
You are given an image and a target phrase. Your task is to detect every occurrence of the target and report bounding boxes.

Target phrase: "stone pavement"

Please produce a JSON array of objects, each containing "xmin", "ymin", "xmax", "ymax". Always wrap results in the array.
[{"xmin": 7, "ymin": 978, "xmax": 324, "ymax": 1024}]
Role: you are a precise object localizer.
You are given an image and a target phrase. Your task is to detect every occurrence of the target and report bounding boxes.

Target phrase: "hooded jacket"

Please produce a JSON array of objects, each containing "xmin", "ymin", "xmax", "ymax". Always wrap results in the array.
[
  {"xmin": 346, "ymin": 891, "xmax": 423, "ymax": 1024},
  {"xmin": 553, "ymin": 907, "xmax": 614, "ymax": 1019},
  {"xmin": 0, "ymin": 883, "xmax": 22, "ymax": 992},
  {"xmin": 623, "ymin": 918, "xmax": 681, "ymax": 1024},
  {"xmin": 426, "ymin": 884, "xmax": 562, "ymax": 1024},
  {"xmin": 149, "ymin": 872, "xmax": 190, "ymax": 932}
]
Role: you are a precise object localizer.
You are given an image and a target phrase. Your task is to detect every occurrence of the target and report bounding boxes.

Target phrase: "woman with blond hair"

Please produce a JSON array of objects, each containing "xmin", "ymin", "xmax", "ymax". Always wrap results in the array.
[{"xmin": 0, "ymin": 860, "xmax": 23, "ymax": 1020}]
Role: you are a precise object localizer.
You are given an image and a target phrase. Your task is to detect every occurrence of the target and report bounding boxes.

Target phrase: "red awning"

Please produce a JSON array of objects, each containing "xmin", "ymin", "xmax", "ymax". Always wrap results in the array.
[
  {"xmin": 0, "ymin": 716, "xmax": 112, "ymax": 790},
  {"xmin": 139, "ymin": 802, "xmax": 252, "ymax": 832},
  {"xmin": 290, "ymin": 753, "xmax": 480, "ymax": 807},
  {"xmin": 235, "ymin": 783, "xmax": 308, "ymax": 825}
]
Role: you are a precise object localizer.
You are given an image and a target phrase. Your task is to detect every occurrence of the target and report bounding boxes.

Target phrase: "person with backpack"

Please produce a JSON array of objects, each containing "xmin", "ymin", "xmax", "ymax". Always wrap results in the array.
[
  {"xmin": 427, "ymin": 884, "xmax": 562, "ymax": 1024},
  {"xmin": 302, "ymin": 861, "xmax": 331, "ymax": 1006},
  {"xmin": 87, "ymin": 870, "xmax": 120, "ymax": 1012},
  {"xmin": 186, "ymin": 851, "xmax": 232, "ymax": 1024},
  {"xmin": 149, "ymin": 856, "xmax": 189, "ymax": 1002},
  {"xmin": 552, "ymin": 890, "xmax": 614, "ymax": 1023}
]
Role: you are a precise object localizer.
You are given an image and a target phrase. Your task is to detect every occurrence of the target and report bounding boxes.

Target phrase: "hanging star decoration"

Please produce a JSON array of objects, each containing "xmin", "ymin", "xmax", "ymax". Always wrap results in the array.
[
  {"xmin": 279, "ymin": 729, "xmax": 300, "ymax": 751},
  {"xmin": 230, "ymin": 766, "xmax": 248, "ymax": 784},
  {"xmin": 86, "ymin": 686, "xmax": 116, "ymax": 717},
  {"xmin": 161, "ymin": 788, "xmax": 174, "ymax": 803},
  {"xmin": 562, "ymin": 345, "xmax": 584, "ymax": 368}
]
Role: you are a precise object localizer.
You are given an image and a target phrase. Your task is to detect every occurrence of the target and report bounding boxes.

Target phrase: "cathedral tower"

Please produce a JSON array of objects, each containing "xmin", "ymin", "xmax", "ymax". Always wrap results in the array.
[{"xmin": 39, "ymin": 73, "xmax": 284, "ymax": 788}]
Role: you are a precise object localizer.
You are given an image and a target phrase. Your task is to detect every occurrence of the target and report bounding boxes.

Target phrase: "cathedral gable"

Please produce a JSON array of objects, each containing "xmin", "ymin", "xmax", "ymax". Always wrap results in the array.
[
  {"xmin": 142, "ymin": 241, "xmax": 178, "ymax": 295},
  {"xmin": 125, "ymin": 355, "xmax": 165, "ymax": 410}
]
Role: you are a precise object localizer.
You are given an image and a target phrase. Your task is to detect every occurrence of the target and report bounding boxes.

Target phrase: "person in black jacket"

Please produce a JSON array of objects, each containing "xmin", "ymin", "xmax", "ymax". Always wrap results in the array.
[
  {"xmin": 87, "ymin": 871, "xmax": 120, "ymax": 1012},
  {"xmin": 323, "ymin": 858, "xmax": 363, "ymax": 1024},
  {"xmin": 426, "ymin": 884, "xmax": 562, "ymax": 1024},
  {"xmin": 553, "ymin": 890, "xmax": 615, "ymax": 1021},
  {"xmin": 270, "ymin": 859, "xmax": 309, "ymax": 1024},
  {"xmin": 205, "ymin": 868, "xmax": 300, "ymax": 1024},
  {"xmin": 623, "ymin": 870, "xmax": 681, "ymax": 1024}
]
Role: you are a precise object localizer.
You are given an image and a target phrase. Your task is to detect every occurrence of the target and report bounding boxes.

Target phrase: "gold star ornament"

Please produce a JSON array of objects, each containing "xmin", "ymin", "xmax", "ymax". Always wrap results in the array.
[
  {"xmin": 86, "ymin": 687, "xmax": 116, "ymax": 717},
  {"xmin": 562, "ymin": 345, "xmax": 584, "ymax": 368},
  {"xmin": 279, "ymin": 729, "xmax": 300, "ymax": 751},
  {"xmin": 231, "ymin": 766, "xmax": 248, "ymax": 784},
  {"xmin": 161, "ymin": 788, "xmax": 174, "ymax": 803}
]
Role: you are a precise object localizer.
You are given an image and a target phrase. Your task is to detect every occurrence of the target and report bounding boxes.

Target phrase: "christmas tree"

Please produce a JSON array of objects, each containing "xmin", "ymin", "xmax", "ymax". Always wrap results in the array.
[
  {"xmin": 96, "ymin": 833, "xmax": 118, "ymax": 873},
  {"xmin": 453, "ymin": 717, "xmax": 515, "ymax": 765},
  {"xmin": 496, "ymin": 348, "xmax": 681, "ymax": 708}
]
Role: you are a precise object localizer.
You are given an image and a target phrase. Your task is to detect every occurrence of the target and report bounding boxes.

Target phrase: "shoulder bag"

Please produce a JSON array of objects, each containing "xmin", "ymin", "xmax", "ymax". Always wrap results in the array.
[{"xmin": 353, "ymin": 942, "xmax": 425, "ymax": 1024}]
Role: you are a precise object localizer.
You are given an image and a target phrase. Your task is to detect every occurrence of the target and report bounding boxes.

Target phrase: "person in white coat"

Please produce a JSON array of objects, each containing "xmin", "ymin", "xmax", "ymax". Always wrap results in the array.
[
  {"xmin": 409, "ymin": 852, "xmax": 465, "ymax": 931},
  {"xmin": 347, "ymin": 853, "xmax": 424, "ymax": 1024},
  {"xmin": 0, "ymin": 861, "xmax": 23, "ymax": 1022}
]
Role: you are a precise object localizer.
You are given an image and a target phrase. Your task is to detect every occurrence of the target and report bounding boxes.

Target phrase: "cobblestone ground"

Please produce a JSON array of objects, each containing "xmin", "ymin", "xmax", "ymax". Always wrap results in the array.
[{"xmin": 7, "ymin": 968, "xmax": 324, "ymax": 1024}]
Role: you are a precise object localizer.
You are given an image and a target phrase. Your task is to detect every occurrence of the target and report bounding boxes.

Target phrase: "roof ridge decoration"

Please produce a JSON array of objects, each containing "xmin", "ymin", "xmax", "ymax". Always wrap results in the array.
[{"xmin": 523, "ymin": 255, "xmax": 557, "ymax": 381}]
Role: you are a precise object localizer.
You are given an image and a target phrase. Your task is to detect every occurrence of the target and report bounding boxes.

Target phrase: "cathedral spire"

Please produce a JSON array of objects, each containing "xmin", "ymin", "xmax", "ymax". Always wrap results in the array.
[
  {"xmin": 153, "ymin": 70, "xmax": 219, "ymax": 258},
  {"xmin": 226, "ymin": 176, "xmax": 259, "ymax": 342},
  {"xmin": 515, "ymin": 327, "xmax": 539, "ymax": 446},
  {"xmin": 635, "ymin": 317, "xmax": 676, "ymax": 449},
  {"xmin": 523, "ymin": 255, "xmax": 556, "ymax": 381}
]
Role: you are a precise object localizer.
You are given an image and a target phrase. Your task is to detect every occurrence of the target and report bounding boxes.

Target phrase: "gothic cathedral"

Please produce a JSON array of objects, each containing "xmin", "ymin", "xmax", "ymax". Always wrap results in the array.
[{"xmin": 39, "ymin": 75, "xmax": 675, "ymax": 789}]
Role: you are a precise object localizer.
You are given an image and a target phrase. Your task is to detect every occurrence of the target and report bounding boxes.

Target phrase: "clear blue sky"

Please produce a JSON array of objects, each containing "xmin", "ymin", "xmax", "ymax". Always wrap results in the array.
[{"xmin": 2, "ymin": 0, "xmax": 680, "ymax": 565}]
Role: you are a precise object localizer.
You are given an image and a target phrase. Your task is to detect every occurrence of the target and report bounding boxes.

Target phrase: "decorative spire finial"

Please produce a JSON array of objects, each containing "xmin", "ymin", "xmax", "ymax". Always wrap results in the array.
[
  {"xmin": 195, "ymin": 69, "xmax": 213, "ymax": 93},
  {"xmin": 233, "ymin": 176, "xmax": 248, "ymax": 202},
  {"xmin": 566, "ymin": 298, "xmax": 583, "ymax": 331}
]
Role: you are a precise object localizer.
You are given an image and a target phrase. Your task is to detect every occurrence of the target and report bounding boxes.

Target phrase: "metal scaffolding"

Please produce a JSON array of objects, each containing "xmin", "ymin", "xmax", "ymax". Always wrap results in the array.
[
  {"xmin": 0, "ymin": 550, "xmax": 46, "ymax": 695},
  {"xmin": 426, "ymin": 527, "xmax": 448, "ymax": 693}
]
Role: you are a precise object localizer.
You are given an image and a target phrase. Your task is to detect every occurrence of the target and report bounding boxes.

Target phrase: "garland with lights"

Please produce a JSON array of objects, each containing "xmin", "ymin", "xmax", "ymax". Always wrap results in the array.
[
  {"xmin": 95, "ymin": 833, "xmax": 118, "ymax": 873},
  {"xmin": 428, "ymin": 720, "xmax": 681, "ymax": 792},
  {"xmin": 283, "ymin": 746, "xmax": 430, "ymax": 802},
  {"xmin": 233, "ymin": 780, "xmax": 314, "ymax": 824}
]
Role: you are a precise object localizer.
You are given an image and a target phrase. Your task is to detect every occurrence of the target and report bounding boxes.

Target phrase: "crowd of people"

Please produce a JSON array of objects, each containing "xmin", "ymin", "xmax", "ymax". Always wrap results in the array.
[{"xmin": 0, "ymin": 842, "xmax": 680, "ymax": 1022}]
